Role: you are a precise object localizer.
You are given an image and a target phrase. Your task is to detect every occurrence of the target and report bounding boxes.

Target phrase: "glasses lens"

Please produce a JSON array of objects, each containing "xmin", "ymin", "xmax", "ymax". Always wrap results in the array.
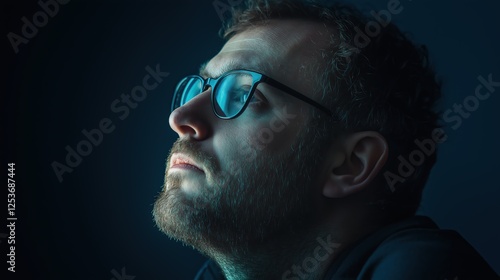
[
  {"xmin": 214, "ymin": 72, "xmax": 254, "ymax": 118},
  {"xmin": 172, "ymin": 77, "xmax": 203, "ymax": 111}
]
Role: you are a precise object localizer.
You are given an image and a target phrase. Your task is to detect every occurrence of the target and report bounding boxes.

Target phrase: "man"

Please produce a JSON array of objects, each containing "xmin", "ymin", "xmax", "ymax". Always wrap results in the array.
[{"xmin": 153, "ymin": 0, "xmax": 498, "ymax": 279}]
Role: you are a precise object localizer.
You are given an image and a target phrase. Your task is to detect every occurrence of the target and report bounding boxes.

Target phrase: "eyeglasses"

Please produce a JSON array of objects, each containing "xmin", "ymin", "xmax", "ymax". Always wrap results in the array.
[{"xmin": 171, "ymin": 69, "xmax": 334, "ymax": 119}]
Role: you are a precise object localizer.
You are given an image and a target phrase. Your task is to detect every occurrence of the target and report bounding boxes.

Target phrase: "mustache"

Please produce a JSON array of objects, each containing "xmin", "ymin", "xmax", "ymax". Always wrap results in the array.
[{"xmin": 166, "ymin": 138, "xmax": 220, "ymax": 176}]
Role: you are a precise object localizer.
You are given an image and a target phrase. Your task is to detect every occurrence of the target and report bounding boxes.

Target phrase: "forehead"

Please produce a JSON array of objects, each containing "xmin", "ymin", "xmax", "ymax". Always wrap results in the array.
[{"xmin": 201, "ymin": 19, "xmax": 333, "ymax": 81}]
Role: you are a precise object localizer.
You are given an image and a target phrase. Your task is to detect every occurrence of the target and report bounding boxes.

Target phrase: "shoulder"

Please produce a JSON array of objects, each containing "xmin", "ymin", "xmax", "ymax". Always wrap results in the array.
[
  {"xmin": 194, "ymin": 259, "xmax": 225, "ymax": 280},
  {"xmin": 360, "ymin": 218, "xmax": 498, "ymax": 279}
]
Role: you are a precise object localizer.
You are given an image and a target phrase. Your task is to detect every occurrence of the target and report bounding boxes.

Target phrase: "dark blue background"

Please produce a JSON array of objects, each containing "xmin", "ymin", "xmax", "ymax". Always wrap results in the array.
[{"xmin": 4, "ymin": 0, "xmax": 499, "ymax": 279}]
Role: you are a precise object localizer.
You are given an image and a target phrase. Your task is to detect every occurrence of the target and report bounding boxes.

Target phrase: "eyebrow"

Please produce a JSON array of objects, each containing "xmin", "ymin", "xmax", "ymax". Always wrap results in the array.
[{"xmin": 198, "ymin": 59, "xmax": 273, "ymax": 78}]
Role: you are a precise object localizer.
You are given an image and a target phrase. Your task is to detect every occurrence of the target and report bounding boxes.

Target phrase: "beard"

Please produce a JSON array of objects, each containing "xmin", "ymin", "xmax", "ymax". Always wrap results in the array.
[{"xmin": 153, "ymin": 123, "xmax": 329, "ymax": 256}]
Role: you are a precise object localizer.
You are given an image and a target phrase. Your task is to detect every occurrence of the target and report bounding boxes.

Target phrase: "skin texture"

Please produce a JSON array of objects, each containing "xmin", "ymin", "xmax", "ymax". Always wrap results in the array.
[{"xmin": 153, "ymin": 19, "xmax": 389, "ymax": 280}]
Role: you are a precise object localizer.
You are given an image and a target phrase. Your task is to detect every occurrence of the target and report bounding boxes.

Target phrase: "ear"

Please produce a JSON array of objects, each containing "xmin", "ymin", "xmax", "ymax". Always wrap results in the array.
[{"xmin": 322, "ymin": 131, "xmax": 388, "ymax": 198}]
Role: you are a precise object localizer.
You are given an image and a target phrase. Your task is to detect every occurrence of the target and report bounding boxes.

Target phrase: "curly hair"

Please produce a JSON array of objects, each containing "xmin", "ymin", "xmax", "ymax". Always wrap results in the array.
[{"xmin": 221, "ymin": 0, "xmax": 442, "ymax": 220}]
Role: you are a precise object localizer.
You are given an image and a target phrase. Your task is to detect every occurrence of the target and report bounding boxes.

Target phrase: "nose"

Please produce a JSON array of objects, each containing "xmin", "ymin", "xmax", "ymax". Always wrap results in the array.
[{"xmin": 169, "ymin": 89, "xmax": 213, "ymax": 140}]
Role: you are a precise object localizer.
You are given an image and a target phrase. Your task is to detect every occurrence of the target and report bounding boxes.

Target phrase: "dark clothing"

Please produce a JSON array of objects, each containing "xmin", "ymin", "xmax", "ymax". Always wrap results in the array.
[
  {"xmin": 194, "ymin": 215, "xmax": 498, "ymax": 279},
  {"xmin": 195, "ymin": 260, "xmax": 226, "ymax": 280}
]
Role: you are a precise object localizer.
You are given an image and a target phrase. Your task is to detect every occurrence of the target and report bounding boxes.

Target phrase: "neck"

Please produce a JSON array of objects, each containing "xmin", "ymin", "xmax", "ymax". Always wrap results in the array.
[
  {"xmin": 209, "ymin": 210, "xmax": 386, "ymax": 279},
  {"xmin": 210, "ymin": 226, "xmax": 344, "ymax": 280}
]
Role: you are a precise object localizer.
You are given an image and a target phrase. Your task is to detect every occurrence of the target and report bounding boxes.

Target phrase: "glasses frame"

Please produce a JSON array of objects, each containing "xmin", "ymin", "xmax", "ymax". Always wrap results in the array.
[{"xmin": 171, "ymin": 69, "xmax": 335, "ymax": 120}]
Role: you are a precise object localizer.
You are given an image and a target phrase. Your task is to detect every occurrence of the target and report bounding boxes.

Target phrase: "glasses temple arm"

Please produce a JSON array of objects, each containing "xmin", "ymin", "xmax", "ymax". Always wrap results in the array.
[{"xmin": 263, "ymin": 77, "xmax": 336, "ymax": 118}]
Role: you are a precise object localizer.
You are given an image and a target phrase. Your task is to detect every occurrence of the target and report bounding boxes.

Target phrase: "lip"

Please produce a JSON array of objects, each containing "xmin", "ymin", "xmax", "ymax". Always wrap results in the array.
[{"xmin": 169, "ymin": 153, "xmax": 204, "ymax": 173}]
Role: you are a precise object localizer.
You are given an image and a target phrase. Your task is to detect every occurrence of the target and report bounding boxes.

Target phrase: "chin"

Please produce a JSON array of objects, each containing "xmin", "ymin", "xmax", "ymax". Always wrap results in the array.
[{"xmin": 154, "ymin": 184, "xmax": 203, "ymax": 231}]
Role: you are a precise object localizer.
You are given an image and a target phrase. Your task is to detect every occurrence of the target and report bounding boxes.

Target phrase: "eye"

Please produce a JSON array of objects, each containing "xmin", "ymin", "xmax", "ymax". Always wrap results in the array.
[
  {"xmin": 244, "ymin": 91, "xmax": 268, "ymax": 114},
  {"xmin": 249, "ymin": 90, "xmax": 266, "ymax": 103},
  {"xmin": 242, "ymin": 89, "xmax": 256, "ymax": 104},
  {"xmin": 229, "ymin": 85, "xmax": 252, "ymax": 104},
  {"xmin": 236, "ymin": 89, "xmax": 262, "ymax": 104}
]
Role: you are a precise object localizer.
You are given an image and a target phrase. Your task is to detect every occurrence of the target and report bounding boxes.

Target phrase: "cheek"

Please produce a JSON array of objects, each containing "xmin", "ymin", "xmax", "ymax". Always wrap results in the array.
[
  {"xmin": 248, "ymin": 105, "xmax": 307, "ymax": 153},
  {"xmin": 212, "ymin": 123, "xmax": 256, "ymax": 171},
  {"xmin": 211, "ymin": 105, "xmax": 308, "ymax": 171},
  {"xmin": 251, "ymin": 118, "xmax": 308, "ymax": 160}
]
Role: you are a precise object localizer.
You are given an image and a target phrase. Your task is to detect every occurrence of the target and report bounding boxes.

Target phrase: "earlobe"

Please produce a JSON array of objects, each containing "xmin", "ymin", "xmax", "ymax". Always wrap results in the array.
[{"xmin": 322, "ymin": 131, "xmax": 388, "ymax": 198}]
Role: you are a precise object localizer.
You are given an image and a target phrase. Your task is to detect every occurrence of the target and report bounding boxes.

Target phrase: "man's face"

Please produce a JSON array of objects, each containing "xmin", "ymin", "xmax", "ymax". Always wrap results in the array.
[{"xmin": 153, "ymin": 20, "xmax": 333, "ymax": 254}]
